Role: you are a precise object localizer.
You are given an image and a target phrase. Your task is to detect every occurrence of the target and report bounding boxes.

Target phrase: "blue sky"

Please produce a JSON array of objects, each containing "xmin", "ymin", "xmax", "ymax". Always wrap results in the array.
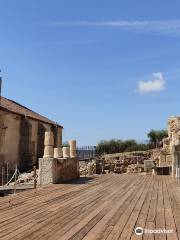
[{"xmin": 1, "ymin": 0, "xmax": 180, "ymax": 145}]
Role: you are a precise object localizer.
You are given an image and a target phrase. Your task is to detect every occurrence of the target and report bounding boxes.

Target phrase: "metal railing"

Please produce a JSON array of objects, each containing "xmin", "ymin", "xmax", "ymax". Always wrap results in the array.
[{"xmin": 77, "ymin": 146, "xmax": 96, "ymax": 161}]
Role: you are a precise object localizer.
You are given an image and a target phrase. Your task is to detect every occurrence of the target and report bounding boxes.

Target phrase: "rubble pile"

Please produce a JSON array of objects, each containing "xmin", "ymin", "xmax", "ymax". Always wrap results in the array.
[
  {"xmin": 79, "ymin": 161, "xmax": 96, "ymax": 176},
  {"xmin": 104, "ymin": 151, "xmax": 151, "ymax": 174},
  {"xmin": 104, "ymin": 151, "xmax": 150, "ymax": 164},
  {"xmin": 126, "ymin": 164, "xmax": 144, "ymax": 173},
  {"xmin": 114, "ymin": 162, "xmax": 126, "ymax": 174},
  {"xmin": 78, "ymin": 151, "xmax": 153, "ymax": 175},
  {"xmin": 17, "ymin": 170, "xmax": 39, "ymax": 184}
]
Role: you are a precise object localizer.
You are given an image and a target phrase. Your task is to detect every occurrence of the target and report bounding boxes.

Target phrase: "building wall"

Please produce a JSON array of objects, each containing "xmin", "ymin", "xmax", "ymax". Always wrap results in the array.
[
  {"xmin": 4, "ymin": 113, "xmax": 21, "ymax": 168},
  {"xmin": 0, "ymin": 110, "xmax": 21, "ymax": 169},
  {"xmin": 0, "ymin": 111, "xmax": 6, "ymax": 163},
  {"xmin": 0, "ymin": 109, "xmax": 63, "ymax": 172}
]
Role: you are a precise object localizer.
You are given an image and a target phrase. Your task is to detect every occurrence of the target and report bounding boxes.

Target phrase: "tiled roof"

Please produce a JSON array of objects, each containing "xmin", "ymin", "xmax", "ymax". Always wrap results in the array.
[{"xmin": 0, "ymin": 96, "xmax": 63, "ymax": 128}]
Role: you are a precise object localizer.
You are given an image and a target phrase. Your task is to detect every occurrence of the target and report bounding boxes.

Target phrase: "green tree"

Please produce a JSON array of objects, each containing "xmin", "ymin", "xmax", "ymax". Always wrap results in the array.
[
  {"xmin": 96, "ymin": 139, "xmax": 149, "ymax": 155},
  {"xmin": 147, "ymin": 129, "xmax": 168, "ymax": 147},
  {"xmin": 95, "ymin": 129, "xmax": 168, "ymax": 155}
]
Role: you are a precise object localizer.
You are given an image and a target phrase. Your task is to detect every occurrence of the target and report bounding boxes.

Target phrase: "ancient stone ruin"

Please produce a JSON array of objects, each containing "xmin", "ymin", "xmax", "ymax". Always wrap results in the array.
[
  {"xmin": 161, "ymin": 116, "xmax": 180, "ymax": 177},
  {"xmin": 39, "ymin": 131, "xmax": 79, "ymax": 185}
]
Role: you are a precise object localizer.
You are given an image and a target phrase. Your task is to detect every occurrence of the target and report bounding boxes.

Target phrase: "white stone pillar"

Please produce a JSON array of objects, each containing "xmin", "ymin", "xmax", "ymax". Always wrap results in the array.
[
  {"xmin": 69, "ymin": 140, "xmax": 77, "ymax": 158},
  {"xmin": 54, "ymin": 147, "xmax": 63, "ymax": 158},
  {"xmin": 63, "ymin": 147, "xmax": 70, "ymax": 158},
  {"xmin": 43, "ymin": 131, "xmax": 54, "ymax": 158}
]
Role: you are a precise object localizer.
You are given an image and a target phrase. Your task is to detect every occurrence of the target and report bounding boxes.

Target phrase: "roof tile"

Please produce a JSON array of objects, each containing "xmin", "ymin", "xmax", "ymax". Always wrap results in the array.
[{"xmin": 0, "ymin": 97, "xmax": 63, "ymax": 128}]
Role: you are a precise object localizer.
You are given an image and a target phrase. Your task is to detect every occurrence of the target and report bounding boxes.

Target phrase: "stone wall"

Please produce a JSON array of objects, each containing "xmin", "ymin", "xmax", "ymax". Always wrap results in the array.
[
  {"xmin": 0, "ymin": 110, "xmax": 21, "ymax": 169},
  {"xmin": 162, "ymin": 116, "xmax": 180, "ymax": 176},
  {"xmin": 152, "ymin": 148, "xmax": 172, "ymax": 167}
]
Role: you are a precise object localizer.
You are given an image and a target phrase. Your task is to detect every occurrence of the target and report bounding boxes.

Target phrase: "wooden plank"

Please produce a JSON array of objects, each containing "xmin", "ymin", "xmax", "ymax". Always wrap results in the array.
[
  {"xmin": 2, "ymin": 174, "xmax": 131, "ymax": 240},
  {"xmin": 164, "ymin": 176, "xmax": 180, "ymax": 240},
  {"xmin": 0, "ymin": 174, "xmax": 179, "ymax": 240},
  {"xmin": 155, "ymin": 176, "xmax": 166, "ymax": 240},
  {"xmin": 45, "ymin": 175, "xmax": 142, "ymax": 240},
  {"xmin": 105, "ymin": 176, "xmax": 152, "ymax": 240},
  {"xmin": 31, "ymin": 175, "xmax": 132, "ymax": 240},
  {"xmin": 130, "ymin": 175, "xmax": 155, "ymax": 240},
  {"xmin": 143, "ymin": 176, "xmax": 158, "ymax": 240},
  {"xmin": 162, "ymin": 177, "xmax": 178, "ymax": 240},
  {"xmin": 78, "ymin": 177, "xmax": 147, "ymax": 240}
]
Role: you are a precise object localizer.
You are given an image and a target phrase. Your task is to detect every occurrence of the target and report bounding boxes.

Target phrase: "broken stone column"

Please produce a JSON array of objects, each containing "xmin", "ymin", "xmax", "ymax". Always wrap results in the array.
[
  {"xmin": 63, "ymin": 147, "xmax": 70, "ymax": 158},
  {"xmin": 43, "ymin": 131, "xmax": 54, "ymax": 158},
  {"xmin": 69, "ymin": 140, "xmax": 77, "ymax": 158},
  {"xmin": 54, "ymin": 147, "xmax": 63, "ymax": 158}
]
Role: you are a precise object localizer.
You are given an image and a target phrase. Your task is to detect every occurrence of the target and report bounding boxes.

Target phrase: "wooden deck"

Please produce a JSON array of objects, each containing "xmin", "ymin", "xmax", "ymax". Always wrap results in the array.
[{"xmin": 0, "ymin": 174, "xmax": 180, "ymax": 240}]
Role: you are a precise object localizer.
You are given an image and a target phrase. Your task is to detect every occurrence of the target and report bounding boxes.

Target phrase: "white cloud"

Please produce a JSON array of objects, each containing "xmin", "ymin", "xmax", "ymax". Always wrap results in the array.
[
  {"xmin": 138, "ymin": 72, "xmax": 165, "ymax": 93},
  {"xmin": 52, "ymin": 20, "xmax": 180, "ymax": 35}
]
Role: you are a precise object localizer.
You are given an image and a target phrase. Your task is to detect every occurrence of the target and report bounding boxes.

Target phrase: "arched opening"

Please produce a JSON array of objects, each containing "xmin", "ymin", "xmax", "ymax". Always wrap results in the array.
[
  {"xmin": 0, "ymin": 114, "xmax": 6, "ymax": 165},
  {"xmin": 19, "ymin": 118, "xmax": 32, "ymax": 172},
  {"xmin": 0, "ymin": 114, "xmax": 6, "ymax": 184},
  {"xmin": 51, "ymin": 125, "xmax": 57, "ymax": 147},
  {"xmin": 37, "ymin": 123, "xmax": 46, "ymax": 164}
]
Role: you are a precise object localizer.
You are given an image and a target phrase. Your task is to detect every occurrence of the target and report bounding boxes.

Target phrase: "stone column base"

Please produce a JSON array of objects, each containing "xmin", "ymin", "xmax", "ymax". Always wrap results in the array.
[
  {"xmin": 39, "ymin": 158, "xmax": 57, "ymax": 185},
  {"xmin": 39, "ymin": 157, "xmax": 80, "ymax": 186}
]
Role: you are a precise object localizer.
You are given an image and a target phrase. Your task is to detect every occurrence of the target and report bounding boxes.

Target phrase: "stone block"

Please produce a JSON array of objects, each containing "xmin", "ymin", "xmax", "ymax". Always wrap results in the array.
[
  {"xmin": 54, "ymin": 147, "xmax": 63, "ymax": 158},
  {"xmin": 63, "ymin": 147, "xmax": 70, "ymax": 158},
  {"xmin": 69, "ymin": 140, "xmax": 77, "ymax": 158},
  {"xmin": 44, "ymin": 131, "xmax": 54, "ymax": 146},
  {"xmin": 39, "ymin": 158, "xmax": 56, "ymax": 185},
  {"xmin": 43, "ymin": 146, "xmax": 54, "ymax": 158},
  {"xmin": 144, "ymin": 160, "xmax": 154, "ymax": 172},
  {"xmin": 39, "ymin": 157, "xmax": 79, "ymax": 186}
]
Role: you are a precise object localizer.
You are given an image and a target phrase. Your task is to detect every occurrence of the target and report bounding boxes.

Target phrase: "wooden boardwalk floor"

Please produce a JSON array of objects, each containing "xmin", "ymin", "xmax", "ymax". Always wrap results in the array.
[{"xmin": 0, "ymin": 174, "xmax": 180, "ymax": 240}]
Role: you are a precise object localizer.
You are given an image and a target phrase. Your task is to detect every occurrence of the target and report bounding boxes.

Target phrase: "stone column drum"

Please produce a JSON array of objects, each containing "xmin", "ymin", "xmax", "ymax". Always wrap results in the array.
[
  {"xmin": 43, "ymin": 131, "xmax": 54, "ymax": 158},
  {"xmin": 63, "ymin": 147, "xmax": 70, "ymax": 158},
  {"xmin": 69, "ymin": 140, "xmax": 77, "ymax": 158},
  {"xmin": 54, "ymin": 147, "xmax": 63, "ymax": 158}
]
